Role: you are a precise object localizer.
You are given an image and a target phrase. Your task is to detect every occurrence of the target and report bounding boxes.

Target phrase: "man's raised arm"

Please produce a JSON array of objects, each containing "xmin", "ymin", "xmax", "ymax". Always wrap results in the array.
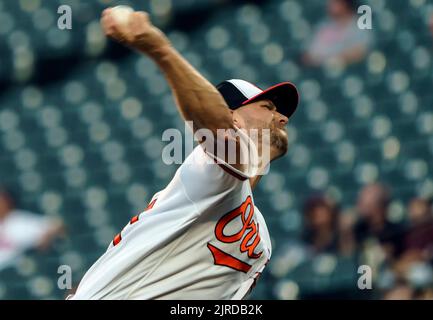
[{"xmin": 100, "ymin": 8, "xmax": 234, "ymax": 135}]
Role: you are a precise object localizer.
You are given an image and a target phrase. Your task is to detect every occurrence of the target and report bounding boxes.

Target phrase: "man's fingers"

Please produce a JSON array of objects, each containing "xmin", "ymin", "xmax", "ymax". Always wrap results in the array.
[
  {"xmin": 101, "ymin": 13, "xmax": 121, "ymax": 38},
  {"xmin": 100, "ymin": 8, "xmax": 161, "ymax": 48},
  {"xmin": 101, "ymin": 7, "xmax": 113, "ymax": 17},
  {"xmin": 100, "ymin": 16, "xmax": 113, "ymax": 35},
  {"xmin": 137, "ymin": 11, "xmax": 150, "ymax": 22},
  {"xmin": 129, "ymin": 12, "xmax": 143, "ymax": 32}
]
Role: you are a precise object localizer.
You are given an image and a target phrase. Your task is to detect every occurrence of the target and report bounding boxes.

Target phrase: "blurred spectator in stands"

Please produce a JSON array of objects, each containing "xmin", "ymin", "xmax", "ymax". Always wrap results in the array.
[
  {"xmin": 394, "ymin": 249, "xmax": 432, "ymax": 280},
  {"xmin": 0, "ymin": 187, "xmax": 65, "ymax": 271},
  {"xmin": 354, "ymin": 183, "xmax": 405, "ymax": 260},
  {"xmin": 407, "ymin": 197, "xmax": 432, "ymax": 226},
  {"xmin": 403, "ymin": 197, "xmax": 433, "ymax": 264},
  {"xmin": 337, "ymin": 208, "xmax": 357, "ymax": 256},
  {"xmin": 302, "ymin": 0, "xmax": 372, "ymax": 66},
  {"xmin": 378, "ymin": 196, "xmax": 433, "ymax": 300},
  {"xmin": 415, "ymin": 287, "xmax": 433, "ymax": 300},
  {"xmin": 383, "ymin": 281, "xmax": 414, "ymax": 300},
  {"xmin": 302, "ymin": 195, "xmax": 341, "ymax": 254}
]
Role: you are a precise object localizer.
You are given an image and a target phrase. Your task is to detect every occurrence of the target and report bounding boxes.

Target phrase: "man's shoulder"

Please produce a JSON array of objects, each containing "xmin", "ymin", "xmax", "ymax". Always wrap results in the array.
[{"xmin": 181, "ymin": 144, "xmax": 255, "ymax": 182}]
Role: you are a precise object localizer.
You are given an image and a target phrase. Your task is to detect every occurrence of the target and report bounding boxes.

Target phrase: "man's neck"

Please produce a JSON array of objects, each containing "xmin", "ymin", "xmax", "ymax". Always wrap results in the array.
[
  {"xmin": 249, "ymin": 158, "xmax": 272, "ymax": 190},
  {"xmin": 250, "ymin": 146, "xmax": 281, "ymax": 189},
  {"xmin": 249, "ymin": 175, "xmax": 262, "ymax": 190}
]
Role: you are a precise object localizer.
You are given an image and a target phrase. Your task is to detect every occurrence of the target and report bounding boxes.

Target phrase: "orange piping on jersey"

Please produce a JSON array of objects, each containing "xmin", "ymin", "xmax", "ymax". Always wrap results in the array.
[
  {"xmin": 113, "ymin": 197, "xmax": 158, "ymax": 246},
  {"xmin": 145, "ymin": 198, "xmax": 157, "ymax": 211},
  {"xmin": 207, "ymin": 243, "xmax": 252, "ymax": 273},
  {"xmin": 213, "ymin": 158, "xmax": 248, "ymax": 181},
  {"xmin": 130, "ymin": 215, "xmax": 139, "ymax": 224},
  {"xmin": 112, "ymin": 233, "xmax": 122, "ymax": 246}
]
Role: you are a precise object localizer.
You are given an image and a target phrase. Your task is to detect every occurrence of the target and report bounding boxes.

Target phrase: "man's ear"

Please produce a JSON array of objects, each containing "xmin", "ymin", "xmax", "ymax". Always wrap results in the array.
[{"xmin": 232, "ymin": 110, "xmax": 243, "ymax": 128}]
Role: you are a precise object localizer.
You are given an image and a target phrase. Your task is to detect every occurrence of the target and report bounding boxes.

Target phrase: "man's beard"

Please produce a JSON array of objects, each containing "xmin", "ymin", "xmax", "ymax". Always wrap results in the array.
[
  {"xmin": 249, "ymin": 119, "xmax": 289, "ymax": 159},
  {"xmin": 270, "ymin": 124, "xmax": 289, "ymax": 156}
]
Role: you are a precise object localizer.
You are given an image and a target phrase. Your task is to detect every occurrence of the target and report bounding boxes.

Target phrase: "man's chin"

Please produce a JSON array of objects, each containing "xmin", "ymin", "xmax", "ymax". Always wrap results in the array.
[
  {"xmin": 271, "ymin": 134, "xmax": 289, "ymax": 158},
  {"xmin": 279, "ymin": 142, "xmax": 289, "ymax": 156}
]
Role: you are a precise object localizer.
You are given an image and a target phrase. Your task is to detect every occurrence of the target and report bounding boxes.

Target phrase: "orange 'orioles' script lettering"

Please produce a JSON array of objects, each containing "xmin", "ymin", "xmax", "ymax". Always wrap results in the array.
[{"xmin": 207, "ymin": 196, "xmax": 262, "ymax": 273}]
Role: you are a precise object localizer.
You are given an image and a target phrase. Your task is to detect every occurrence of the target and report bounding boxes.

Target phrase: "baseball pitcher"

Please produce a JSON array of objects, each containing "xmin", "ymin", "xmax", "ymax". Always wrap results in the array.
[{"xmin": 69, "ymin": 7, "xmax": 299, "ymax": 300}]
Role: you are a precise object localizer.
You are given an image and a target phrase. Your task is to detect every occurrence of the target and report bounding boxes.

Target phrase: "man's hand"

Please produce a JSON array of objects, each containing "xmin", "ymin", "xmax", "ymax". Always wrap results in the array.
[{"xmin": 100, "ymin": 8, "xmax": 171, "ymax": 58}]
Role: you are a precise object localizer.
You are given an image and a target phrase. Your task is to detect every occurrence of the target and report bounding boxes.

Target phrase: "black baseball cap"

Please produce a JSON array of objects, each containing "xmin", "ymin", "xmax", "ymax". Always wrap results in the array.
[{"xmin": 216, "ymin": 79, "xmax": 299, "ymax": 118}]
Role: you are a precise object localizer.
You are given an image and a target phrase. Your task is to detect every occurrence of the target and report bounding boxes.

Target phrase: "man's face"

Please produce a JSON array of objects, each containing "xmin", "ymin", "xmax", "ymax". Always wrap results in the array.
[
  {"xmin": 310, "ymin": 205, "xmax": 334, "ymax": 229},
  {"xmin": 357, "ymin": 185, "xmax": 386, "ymax": 219},
  {"xmin": 234, "ymin": 99, "xmax": 289, "ymax": 159}
]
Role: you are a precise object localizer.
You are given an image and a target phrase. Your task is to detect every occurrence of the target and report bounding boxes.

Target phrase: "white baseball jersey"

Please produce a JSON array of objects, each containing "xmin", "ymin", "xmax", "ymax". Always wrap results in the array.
[{"xmin": 70, "ymin": 129, "xmax": 272, "ymax": 300}]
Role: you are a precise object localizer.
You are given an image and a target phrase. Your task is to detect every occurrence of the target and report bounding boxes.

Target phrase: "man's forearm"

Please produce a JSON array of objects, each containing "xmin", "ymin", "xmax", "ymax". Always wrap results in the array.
[
  {"xmin": 144, "ymin": 45, "xmax": 233, "ymax": 133},
  {"xmin": 101, "ymin": 8, "xmax": 233, "ymax": 134}
]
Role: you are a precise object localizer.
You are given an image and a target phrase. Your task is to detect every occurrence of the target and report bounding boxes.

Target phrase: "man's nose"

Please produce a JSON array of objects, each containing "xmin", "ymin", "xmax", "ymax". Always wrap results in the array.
[{"xmin": 278, "ymin": 113, "xmax": 289, "ymax": 125}]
